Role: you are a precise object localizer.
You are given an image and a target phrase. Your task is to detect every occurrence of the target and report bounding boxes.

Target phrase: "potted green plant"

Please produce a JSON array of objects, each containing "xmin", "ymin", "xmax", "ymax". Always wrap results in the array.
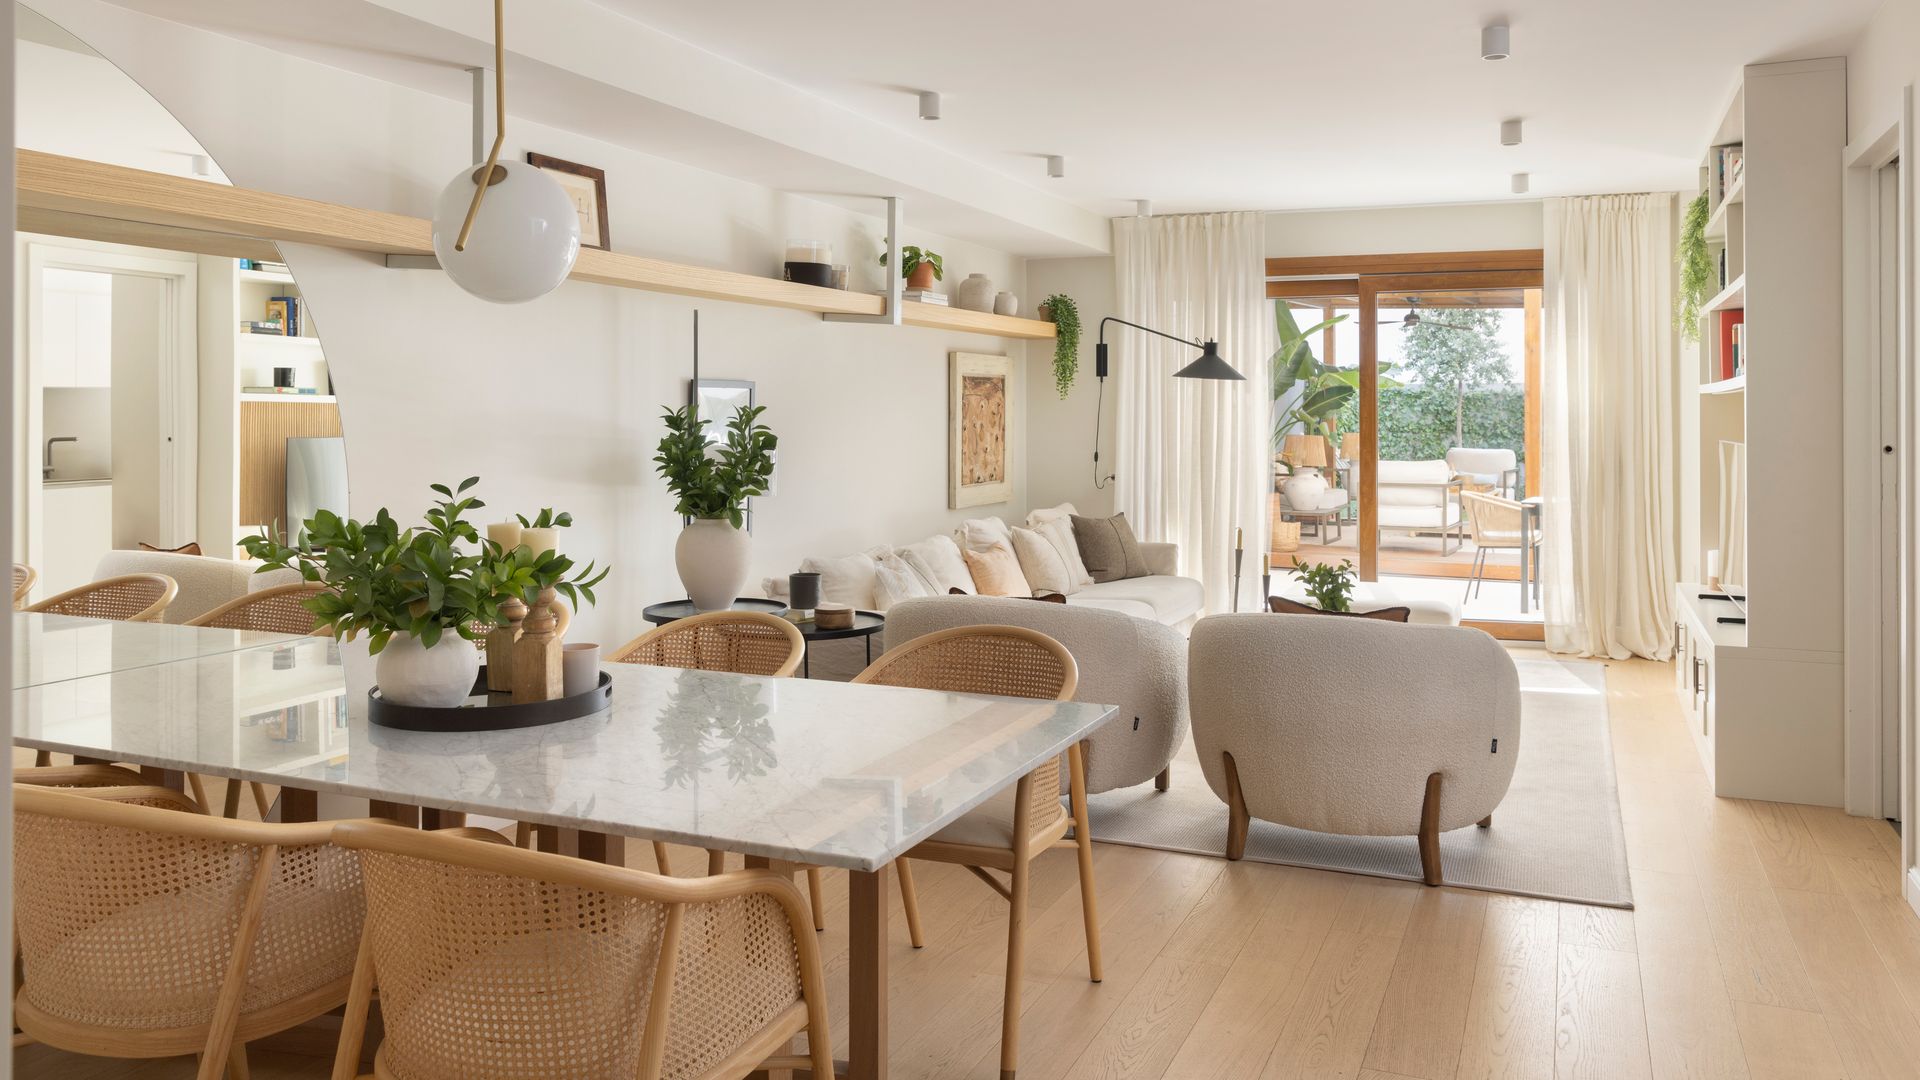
[
  {"xmin": 878, "ymin": 245, "xmax": 943, "ymax": 290},
  {"xmin": 241, "ymin": 477, "xmax": 607, "ymax": 707},
  {"xmin": 655, "ymin": 401, "xmax": 778, "ymax": 611},
  {"xmin": 1040, "ymin": 293, "xmax": 1081, "ymax": 397},
  {"xmin": 1288, "ymin": 557, "xmax": 1357, "ymax": 612},
  {"xmin": 1674, "ymin": 191, "xmax": 1712, "ymax": 342}
]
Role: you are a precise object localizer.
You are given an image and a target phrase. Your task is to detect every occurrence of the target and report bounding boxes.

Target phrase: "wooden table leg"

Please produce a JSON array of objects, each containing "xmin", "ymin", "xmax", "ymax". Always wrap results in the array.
[
  {"xmin": 532, "ymin": 825, "xmax": 625, "ymax": 867},
  {"xmin": 137, "ymin": 766, "xmax": 186, "ymax": 792},
  {"xmin": 848, "ymin": 865, "xmax": 889, "ymax": 1080},
  {"xmin": 277, "ymin": 787, "xmax": 317, "ymax": 823},
  {"xmin": 369, "ymin": 801, "xmax": 421, "ymax": 827},
  {"xmin": 419, "ymin": 808, "xmax": 467, "ymax": 830}
]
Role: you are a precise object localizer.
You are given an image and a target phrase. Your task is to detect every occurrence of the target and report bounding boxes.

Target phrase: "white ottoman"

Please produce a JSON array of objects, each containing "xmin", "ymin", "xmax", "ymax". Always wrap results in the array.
[{"xmin": 1271, "ymin": 580, "xmax": 1461, "ymax": 626}]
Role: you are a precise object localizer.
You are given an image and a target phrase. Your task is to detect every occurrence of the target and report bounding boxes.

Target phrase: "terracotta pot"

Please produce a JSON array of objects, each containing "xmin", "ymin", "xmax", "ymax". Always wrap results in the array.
[{"xmin": 907, "ymin": 262, "xmax": 937, "ymax": 290}]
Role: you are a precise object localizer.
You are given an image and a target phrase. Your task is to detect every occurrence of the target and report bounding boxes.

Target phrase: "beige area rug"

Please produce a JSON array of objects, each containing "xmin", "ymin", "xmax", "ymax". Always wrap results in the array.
[{"xmin": 1084, "ymin": 656, "xmax": 1634, "ymax": 908}]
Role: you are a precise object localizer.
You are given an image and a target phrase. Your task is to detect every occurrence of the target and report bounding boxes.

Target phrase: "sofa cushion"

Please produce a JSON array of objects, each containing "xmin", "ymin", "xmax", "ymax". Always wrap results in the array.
[
  {"xmin": 1071, "ymin": 513, "xmax": 1148, "ymax": 583},
  {"xmin": 798, "ymin": 549, "xmax": 886, "ymax": 609},
  {"xmin": 1008, "ymin": 526, "xmax": 1072, "ymax": 596},
  {"xmin": 1378, "ymin": 504, "xmax": 1462, "ymax": 530},
  {"xmin": 1074, "ymin": 574, "xmax": 1204, "ymax": 625},
  {"xmin": 895, "ymin": 535, "xmax": 973, "ymax": 595},
  {"xmin": 1062, "ymin": 593, "xmax": 1158, "ymax": 621},
  {"xmin": 962, "ymin": 540, "xmax": 1031, "ymax": 598},
  {"xmin": 1030, "ymin": 515, "xmax": 1091, "ymax": 588},
  {"xmin": 953, "ymin": 517, "xmax": 1012, "ymax": 553},
  {"xmin": 1377, "ymin": 459, "xmax": 1454, "ymax": 507},
  {"xmin": 872, "ymin": 553, "xmax": 936, "ymax": 612}
]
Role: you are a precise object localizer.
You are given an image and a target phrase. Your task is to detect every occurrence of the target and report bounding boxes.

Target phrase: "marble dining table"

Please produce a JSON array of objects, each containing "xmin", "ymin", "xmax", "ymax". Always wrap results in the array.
[{"xmin": 10, "ymin": 615, "xmax": 1120, "ymax": 1079}]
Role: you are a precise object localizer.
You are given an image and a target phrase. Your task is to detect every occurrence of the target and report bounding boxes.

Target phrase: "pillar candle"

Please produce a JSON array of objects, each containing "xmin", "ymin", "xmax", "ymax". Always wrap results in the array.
[
  {"xmin": 521, "ymin": 526, "xmax": 560, "ymax": 557},
  {"xmin": 487, "ymin": 521, "xmax": 522, "ymax": 550},
  {"xmin": 1235, "ymin": 526, "xmax": 1243, "ymax": 550}
]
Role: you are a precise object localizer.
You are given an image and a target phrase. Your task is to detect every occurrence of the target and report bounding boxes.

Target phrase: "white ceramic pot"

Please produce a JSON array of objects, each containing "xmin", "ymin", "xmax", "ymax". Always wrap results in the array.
[
  {"xmin": 1281, "ymin": 469, "xmax": 1328, "ymax": 511},
  {"xmin": 993, "ymin": 291, "xmax": 1019, "ymax": 316},
  {"xmin": 676, "ymin": 517, "xmax": 753, "ymax": 612},
  {"xmin": 375, "ymin": 631, "xmax": 480, "ymax": 708},
  {"xmin": 956, "ymin": 273, "xmax": 996, "ymax": 312}
]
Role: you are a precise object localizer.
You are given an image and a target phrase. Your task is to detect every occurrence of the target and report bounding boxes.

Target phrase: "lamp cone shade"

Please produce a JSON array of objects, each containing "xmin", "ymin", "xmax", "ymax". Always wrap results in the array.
[
  {"xmin": 1341, "ymin": 432, "xmax": 1361, "ymax": 461},
  {"xmin": 1172, "ymin": 341, "xmax": 1244, "ymax": 381},
  {"xmin": 1282, "ymin": 434, "xmax": 1328, "ymax": 468},
  {"xmin": 431, "ymin": 161, "xmax": 582, "ymax": 303}
]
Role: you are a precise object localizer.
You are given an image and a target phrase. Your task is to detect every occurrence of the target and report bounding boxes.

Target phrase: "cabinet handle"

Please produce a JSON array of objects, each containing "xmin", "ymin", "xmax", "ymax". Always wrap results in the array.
[{"xmin": 1674, "ymin": 621, "xmax": 1687, "ymax": 664}]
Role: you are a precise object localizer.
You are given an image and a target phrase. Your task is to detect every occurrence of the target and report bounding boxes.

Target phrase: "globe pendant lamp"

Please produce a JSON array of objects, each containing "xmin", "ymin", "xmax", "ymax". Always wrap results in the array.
[{"xmin": 429, "ymin": 0, "xmax": 580, "ymax": 303}]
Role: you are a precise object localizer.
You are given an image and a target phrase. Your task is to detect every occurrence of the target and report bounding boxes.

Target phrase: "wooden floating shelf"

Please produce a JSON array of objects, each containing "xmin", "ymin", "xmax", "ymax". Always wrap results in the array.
[{"xmin": 16, "ymin": 150, "xmax": 1055, "ymax": 341}]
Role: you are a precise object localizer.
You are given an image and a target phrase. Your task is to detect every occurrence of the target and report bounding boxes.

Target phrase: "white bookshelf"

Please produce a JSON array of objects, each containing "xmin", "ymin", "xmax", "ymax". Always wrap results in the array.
[{"xmin": 1675, "ymin": 58, "xmax": 1846, "ymax": 806}]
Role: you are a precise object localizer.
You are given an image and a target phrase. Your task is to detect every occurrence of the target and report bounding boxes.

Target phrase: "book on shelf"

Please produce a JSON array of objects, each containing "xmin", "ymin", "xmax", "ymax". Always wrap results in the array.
[
  {"xmin": 1717, "ymin": 144, "xmax": 1744, "ymax": 199},
  {"xmin": 239, "ymin": 258, "xmax": 292, "ymax": 275},
  {"xmin": 267, "ymin": 295, "xmax": 300, "ymax": 336},
  {"xmin": 1732, "ymin": 322, "xmax": 1746, "ymax": 376},
  {"xmin": 1716, "ymin": 309, "xmax": 1744, "ymax": 381},
  {"xmin": 242, "ymin": 385, "xmax": 321, "ymax": 395},
  {"xmin": 901, "ymin": 288, "xmax": 947, "ymax": 305},
  {"xmin": 239, "ymin": 320, "xmax": 284, "ymax": 334}
]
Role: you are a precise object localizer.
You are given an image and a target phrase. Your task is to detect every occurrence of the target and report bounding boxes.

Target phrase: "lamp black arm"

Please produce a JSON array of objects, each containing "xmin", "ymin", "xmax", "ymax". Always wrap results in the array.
[{"xmin": 1094, "ymin": 316, "xmax": 1243, "ymax": 382}]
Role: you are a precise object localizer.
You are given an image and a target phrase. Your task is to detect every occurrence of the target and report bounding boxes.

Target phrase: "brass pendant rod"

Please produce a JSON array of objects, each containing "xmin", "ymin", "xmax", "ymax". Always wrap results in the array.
[{"xmin": 454, "ymin": 0, "xmax": 507, "ymax": 252}]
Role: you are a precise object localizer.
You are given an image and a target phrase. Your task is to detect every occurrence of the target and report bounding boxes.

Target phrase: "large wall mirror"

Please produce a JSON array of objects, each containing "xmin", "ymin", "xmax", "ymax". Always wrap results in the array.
[{"xmin": 13, "ymin": 5, "xmax": 348, "ymax": 602}]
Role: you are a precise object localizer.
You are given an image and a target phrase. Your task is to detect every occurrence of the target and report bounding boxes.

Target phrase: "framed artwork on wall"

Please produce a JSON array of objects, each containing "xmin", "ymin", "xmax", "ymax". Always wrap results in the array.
[
  {"xmin": 526, "ymin": 151, "xmax": 610, "ymax": 250},
  {"xmin": 949, "ymin": 351, "xmax": 1013, "ymax": 508}
]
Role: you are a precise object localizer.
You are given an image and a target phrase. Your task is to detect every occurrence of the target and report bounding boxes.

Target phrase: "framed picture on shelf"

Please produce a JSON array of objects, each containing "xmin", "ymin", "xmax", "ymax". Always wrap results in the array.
[
  {"xmin": 949, "ymin": 351, "xmax": 1014, "ymax": 509},
  {"xmin": 526, "ymin": 152, "xmax": 610, "ymax": 250}
]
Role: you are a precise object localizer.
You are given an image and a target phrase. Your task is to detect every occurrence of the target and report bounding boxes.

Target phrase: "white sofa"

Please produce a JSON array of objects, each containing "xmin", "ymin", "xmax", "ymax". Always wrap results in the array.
[
  {"xmin": 1376, "ymin": 459, "xmax": 1465, "ymax": 554},
  {"xmin": 1187, "ymin": 613, "xmax": 1520, "ymax": 885},
  {"xmin": 887, "ymin": 595, "xmax": 1189, "ymax": 794},
  {"xmin": 1068, "ymin": 539, "xmax": 1203, "ymax": 626},
  {"xmin": 1446, "ymin": 447, "xmax": 1520, "ymax": 499},
  {"xmin": 91, "ymin": 550, "xmax": 298, "ymax": 623}
]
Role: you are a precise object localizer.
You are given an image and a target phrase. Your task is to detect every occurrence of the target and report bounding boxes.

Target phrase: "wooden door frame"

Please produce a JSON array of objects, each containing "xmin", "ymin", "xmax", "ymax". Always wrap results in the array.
[{"xmin": 1356, "ymin": 269, "xmax": 1545, "ymax": 581}]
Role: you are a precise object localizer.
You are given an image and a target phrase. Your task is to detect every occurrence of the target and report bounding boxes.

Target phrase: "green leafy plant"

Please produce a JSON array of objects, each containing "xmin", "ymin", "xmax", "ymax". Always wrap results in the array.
[
  {"xmin": 1042, "ymin": 293, "xmax": 1082, "ymax": 397},
  {"xmin": 240, "ymin": 477, "xmax": 608, "ymax": 655},
  {"xmin": 515, "ymin": 508, "xmax": 573, "ymax": 530},
  {"xmin": 1289, "ymin": 557, "xmax": 1357, "ymax": 612},
  {"xmin": 1271, "ymin": 302, "xmax": 1369, "ymax": 452},
  {"xmin": 877, "ymin": 245, "xmax": 943, "ymax": 281},
  {"xmin": 1675, "ymin": 191, "xmax": 1712, "ymax": 342},
  {"xmin": 654, "ymin": 402, "xmax": 778, "ymax": 528}
]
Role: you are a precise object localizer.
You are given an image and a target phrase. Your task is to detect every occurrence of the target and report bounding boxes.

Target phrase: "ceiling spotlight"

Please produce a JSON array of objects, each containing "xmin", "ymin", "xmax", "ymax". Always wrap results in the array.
[
  {"xmin": 1047, "ymin": 155, "xmax": 1066, "ymax": 179},
  {"xmin": 1136, "ymin": 199, "xmax": 1154, "ymax": 217},
  {"xmin": 918, "ymin": 91, "xmax": 941, "ymax": 121},
  {"xmin": 1511, "ymin": 172, "xmax": 1530, "ymax": 194},
  {"xmin": 1481, "ymin": 23, "xmax": 1511, "ymax": 61},
  {"xmin": 1501, "ymin": 119, "xmax": 1523, "ymax": 146}
]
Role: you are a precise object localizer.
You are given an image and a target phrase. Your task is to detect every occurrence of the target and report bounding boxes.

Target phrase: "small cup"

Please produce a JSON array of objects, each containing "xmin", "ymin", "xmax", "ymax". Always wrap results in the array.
[
  {"xmin": 789, "ymin": 571, "xmax": 822, "ymax": 614},
  {"xmin": 562, "ymin": 642, "xmax": 601, "ymax": 697}
]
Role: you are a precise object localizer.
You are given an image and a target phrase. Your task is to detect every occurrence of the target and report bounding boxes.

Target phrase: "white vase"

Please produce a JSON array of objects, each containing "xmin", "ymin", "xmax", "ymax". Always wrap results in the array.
[
  {"xmin": 956, "ymin": 273, "xmax": 995, "ymax": 312},
  {"xmin": 993, "ymin": 291, "xmax": 1018, "ymax": 316},
  {"xmin": 676, "ymin": 517, "xmax": 752, "ymax": 612},
  {"xmin": 375, "ymin": 631, "xmax": 480, "ymax": 708},
  {"xmin": 1282, "ymin": 469, "xmax": 1328, "ymax": 510}
]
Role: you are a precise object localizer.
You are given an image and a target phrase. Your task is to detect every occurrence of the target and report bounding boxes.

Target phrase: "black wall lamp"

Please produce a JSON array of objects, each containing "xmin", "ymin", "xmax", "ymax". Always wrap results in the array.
[{"xmin": 1090, "ymin": 316, "xmax": 1243, "ymax": 489}]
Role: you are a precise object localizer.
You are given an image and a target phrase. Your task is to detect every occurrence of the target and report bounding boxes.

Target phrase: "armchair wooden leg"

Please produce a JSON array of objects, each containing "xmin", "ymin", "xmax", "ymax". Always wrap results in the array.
[
  {"xmin": 1478, "ymin": 814, "xmax": 1492, "ymax": 828},
  {"xmin": 1419, "ymin": 772, "xmax": 1444, "ymax": 887},
  {"xmin": 1222, "ymin": 752, "xmax": 1249, "ymax": 861},
  {"xmin": 1155, "ymin": 766, "xmax": 1171, "ymax": 792},
  {"xmin": 808, "ymin": 867, "xmax": 827, "ymax": 932},
  {"xmin": 896, "ymin": 858, "xmax": 926, "ymax": 947},
  {"xmin": 1068, "ymin": 743, "xmax": 1102, "ymax": 983},
  {"xmin": 226, "ymin": 1041, "xmax": 251, "ymax": 1080}
]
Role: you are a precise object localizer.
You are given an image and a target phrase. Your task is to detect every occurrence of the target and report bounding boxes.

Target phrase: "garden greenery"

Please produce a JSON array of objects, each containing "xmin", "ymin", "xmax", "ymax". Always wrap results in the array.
[{"xmin": 1675, "ymin": 191, "xmax": 1712, "ymax": 342}]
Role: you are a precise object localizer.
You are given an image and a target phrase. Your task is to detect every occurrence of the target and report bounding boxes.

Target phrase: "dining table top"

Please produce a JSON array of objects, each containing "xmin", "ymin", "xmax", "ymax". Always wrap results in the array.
[{"xmin": 10, "ymin": 617, "xmax": 1119, "ymax": 872}]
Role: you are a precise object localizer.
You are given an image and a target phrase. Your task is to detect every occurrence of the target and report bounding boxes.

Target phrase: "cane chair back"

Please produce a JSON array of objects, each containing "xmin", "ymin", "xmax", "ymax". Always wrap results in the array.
[
  {"xmin": 12, "ymin": 764, "xmax": 152, "ymax": 791},
  {"xmin": 25, "ymin": 573, "xmax": 177, "ymax": 623},
  {"xmin": 13, "ymin": 562, "xmax": 37, "ymax": 608},
  {"xmin": 12, "ymin": 785, "xmax": 366, "ymax": 1077},
  {"xmin": 1461, "ymin": 491, "xmax": 1527, "ymax": 549},
  {"xmin": 330, "ymin": 823, "xmax": 834, "ymax": 1080},
  {"xmin": 854, "ymin": 624, "xmax": 1078, "ymax": 836},
  {"xmin": 609, "ymin": 610, "xmax": 804, "ymax": 678},
  {"xmin": 186, "ymin": 583, "xmax": 329, "ymax": 635}
]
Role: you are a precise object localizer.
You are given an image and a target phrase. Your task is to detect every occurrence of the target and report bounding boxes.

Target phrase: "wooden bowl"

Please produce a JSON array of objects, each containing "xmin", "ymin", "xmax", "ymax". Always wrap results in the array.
[{"xmin": 814, "ymin": 603, "xmax": 854, "ymax": 630}]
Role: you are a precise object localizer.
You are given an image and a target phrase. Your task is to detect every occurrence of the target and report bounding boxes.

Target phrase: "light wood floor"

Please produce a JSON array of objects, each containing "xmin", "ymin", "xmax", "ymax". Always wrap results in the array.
[{"xmin": 18, "ymin": 656, "xmax": 1920, "ymax": 1079}]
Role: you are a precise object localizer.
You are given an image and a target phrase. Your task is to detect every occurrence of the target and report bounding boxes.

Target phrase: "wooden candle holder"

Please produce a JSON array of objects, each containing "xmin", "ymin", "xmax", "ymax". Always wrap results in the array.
[
  {"xmin": 485, "ymin": 597, "xmax": 527, "ymax": 692},
  {"xmin": 512, "ymin": 587, "xmax": 564, "ymax": 703}
]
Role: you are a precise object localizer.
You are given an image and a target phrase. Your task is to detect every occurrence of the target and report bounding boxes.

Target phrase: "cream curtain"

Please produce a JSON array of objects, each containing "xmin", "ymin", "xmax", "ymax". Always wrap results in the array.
[
  {"xmin": 1540, "ymin": 193, "xmax": 1678, "ymax": 659},
  {"xmin": 1112, "ymin": 212, "xmax": 1270, "ymax": 615}
]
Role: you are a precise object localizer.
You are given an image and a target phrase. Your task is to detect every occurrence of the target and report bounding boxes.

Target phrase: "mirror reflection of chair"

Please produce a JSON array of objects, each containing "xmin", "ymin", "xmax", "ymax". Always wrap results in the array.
[
  {"xmin": 852, "ymin": 624, "xmax": 1098, "ymax": 1080},
  {"xmin": 24, "ymin": 572, "xmax": 177, "ymax": 623},
  {"xmin": 13, "ymin": 562, "xmax": 37, "ymax": 608}
]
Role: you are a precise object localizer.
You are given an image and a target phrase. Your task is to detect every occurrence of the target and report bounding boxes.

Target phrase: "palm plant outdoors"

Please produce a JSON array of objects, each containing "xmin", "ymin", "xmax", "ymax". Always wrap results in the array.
[{"xmin": 1270, "ymin": 302, "xmax": 1394, "ymax": 457}]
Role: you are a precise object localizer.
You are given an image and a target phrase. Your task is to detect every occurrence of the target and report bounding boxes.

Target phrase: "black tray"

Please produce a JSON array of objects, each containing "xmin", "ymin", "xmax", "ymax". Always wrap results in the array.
[{"xmin": 368, "ymin": 665, "xmax": 612, "ymax": 732}]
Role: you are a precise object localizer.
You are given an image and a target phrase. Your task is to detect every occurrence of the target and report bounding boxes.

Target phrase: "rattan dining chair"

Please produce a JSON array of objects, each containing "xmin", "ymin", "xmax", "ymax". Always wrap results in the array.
[
  {"xmin": 604, "ymin": 610, "xmax": 809, "ymax": 896},
  {"xmin": 13, "ymin": 562, "xmax": 37, "ymax": 608},
  {"xmin": 852, "ymin": 624, "xmax": 1098, "ymax": 1080},
  {"xmin": 1460, "ymin": 490, "xmax": 1541, "ymax": 603},
  {"xmin": 12, "ymin": 763, "xmax": 151, "ymax": 791},
  {"xmin": 328, "ymin": 821, "xmax": 835, "ymax": 1080},
  {"xmin": 186, "ymin": 582, "xmax": 331, "ymax": 819},
  {"xmin": 13, "ymin": 784, "xmax": 370, "ymax": 1080},
  {"xmin": 24, "ymin": 572, "xmax": 178, "ymax": 623}
]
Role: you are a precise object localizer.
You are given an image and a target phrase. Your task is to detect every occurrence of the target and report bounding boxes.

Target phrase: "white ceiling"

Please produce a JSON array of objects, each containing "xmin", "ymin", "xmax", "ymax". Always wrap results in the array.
[
  {"xmin": 597, "ymin": 0, "xmax": 1878, "ymax": 214},
  {"xmin": 63, "ymin": 0, "xmax": 1882, "ymax": 256}
]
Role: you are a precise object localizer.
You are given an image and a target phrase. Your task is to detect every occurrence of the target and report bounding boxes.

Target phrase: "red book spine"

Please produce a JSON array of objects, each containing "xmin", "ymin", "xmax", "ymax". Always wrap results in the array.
[{"xmin": 1717, "ymin": 309, "xmax": 1744, "ymax": 381}]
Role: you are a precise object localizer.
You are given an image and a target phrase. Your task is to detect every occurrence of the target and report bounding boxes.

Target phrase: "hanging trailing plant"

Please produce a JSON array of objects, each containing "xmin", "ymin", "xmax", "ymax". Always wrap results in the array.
[
  {"xmin": 1674, "ymin": 191, "xmax": 1712, "ymax": 342},
  {"xmin": 1042, "ymin": 293, "xmax": 1081, "ymax": 398}
]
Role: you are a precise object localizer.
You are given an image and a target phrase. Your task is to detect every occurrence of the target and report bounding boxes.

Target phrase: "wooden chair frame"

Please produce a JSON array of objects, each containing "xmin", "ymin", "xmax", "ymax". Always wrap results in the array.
[
  {"xmin": 24, "ymin": 573, "xmax": 178, "ymax": 623},
  {"xmin": 12, "ymin": 785, "xmax": 380, "ymax": 1080},
  {"xmin": 852, "ymin": 623, "xmax": 1100, "ymax": 1079},
  {"xmin": 13, "ymin": 562, "xmax": 38, "ymax": 608},
  {"xmin": 327, "ymin": 822, "xmax": 835, "ymax": 1080}
]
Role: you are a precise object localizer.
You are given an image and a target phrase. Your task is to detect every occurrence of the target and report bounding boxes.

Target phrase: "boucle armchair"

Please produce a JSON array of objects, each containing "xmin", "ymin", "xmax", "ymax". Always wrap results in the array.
[
  {"xmin": 886, "ymin": 595, "xmax": 1188, "ymax": 793},
  {"xmin": 1187, "ymin": 613, "xmax": 1521, "ymax": 885}
]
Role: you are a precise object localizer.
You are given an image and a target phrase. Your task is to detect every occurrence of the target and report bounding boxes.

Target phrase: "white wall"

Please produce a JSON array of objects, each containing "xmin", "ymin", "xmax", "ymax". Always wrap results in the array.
[
  {"xmin": 1265, "ymin": 202, "xmax": 1544, "ymax": 257},
  {"xmin": 28, "ymin": 0, "xmax": 1029, "ymax": 645},
  {"xmin": 1849, "ymin": 0, "xmax": 1919, "ymax": 147}
]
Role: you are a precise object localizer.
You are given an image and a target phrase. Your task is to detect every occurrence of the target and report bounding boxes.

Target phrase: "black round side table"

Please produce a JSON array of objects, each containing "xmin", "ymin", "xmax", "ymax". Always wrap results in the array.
[
  {"xmin": 640, "ymin": 598, "xmax": 789, "ymax": 624},
  {"xmin": 794, "ymin": 611, "xmax": 886, "ymax": 678}
]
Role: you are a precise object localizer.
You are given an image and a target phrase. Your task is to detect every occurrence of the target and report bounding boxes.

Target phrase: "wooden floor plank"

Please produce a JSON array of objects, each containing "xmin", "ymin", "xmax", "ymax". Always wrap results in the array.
[
  {"xmin": 1737, "ymin": 800, "xmax": 1840, "ymax": 894},
  {"xmin": 1699, "ymin": 880, "xmax": 1826, "ymax": 1013},
  {"xmin": 1729, "ymin": 1002, "xmax": 1849, "ymax": 1080},
  {"xmin": 1559, "ymin": 901, "xmax": 1637, "ymax": 954},
  {"xmin": 1454, "ymin": 895, "xmax": 1560, "ymax": 1080},
  {"xmin": 1774, "ymin": 885, "xmax": 1920, "ymax": 1079},
  {"xmin": 1258, "ymin": 929, "xmax": 1405, "ymax": 1080},
  {"xmin": 1554, "ymin": 943, "xmax": 1653, "ymax": 1080},
  {"xmin": 1362, "ymin": 888, "xmax": 1490, "ymax": 1080},
  {"xmin": 1636, "ymin": 936, "xmax": 1750, "ymax": 1079}
]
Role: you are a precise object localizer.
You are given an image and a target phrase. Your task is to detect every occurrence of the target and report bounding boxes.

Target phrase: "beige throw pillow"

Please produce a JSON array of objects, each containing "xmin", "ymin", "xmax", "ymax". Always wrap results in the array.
[
  {"xmin": 963, "ymin": 540, "xmax": 1032, "ymax": 597},
  {"xmin": 872, "ymin": 553, "xmax": 936, "ymax": 611},
  {"xmin": 896, "ymin": 535, "xmax": 974, "ymax": 595},
  {"xmin": 1009, "ymin": 526, "xmax": 1073, "ymax": 596},
  {"xmin": 1071, "ymin": 513, "xmax": 1150, "ymax": 583},
  {"xmin": 798, "ymin": 548, "xmax": 886, "ymax": 609},
  {"xmin": 1031, "ymin": 514, "xmax": 1092, "ymax": 588}
]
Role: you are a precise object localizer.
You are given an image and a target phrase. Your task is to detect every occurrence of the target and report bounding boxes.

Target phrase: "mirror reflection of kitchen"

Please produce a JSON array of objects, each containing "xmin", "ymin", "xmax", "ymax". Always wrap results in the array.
[{"xmin": 15, "ymin": 5, "xmax": 346, "ymax": 599}]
